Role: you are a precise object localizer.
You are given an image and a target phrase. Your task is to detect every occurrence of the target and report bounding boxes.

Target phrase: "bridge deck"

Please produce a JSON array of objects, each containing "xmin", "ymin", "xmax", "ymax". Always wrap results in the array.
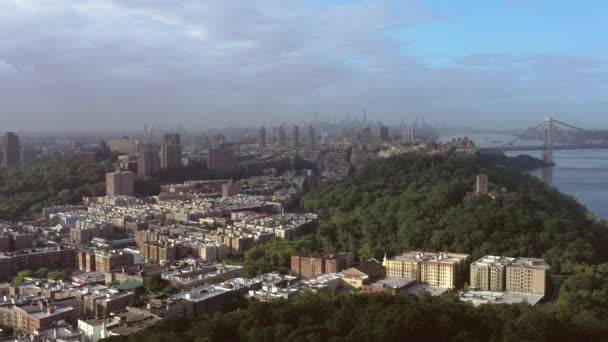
[{"xmin": 491, "ymin": 145, "xmax": 608, "ymax": 152}]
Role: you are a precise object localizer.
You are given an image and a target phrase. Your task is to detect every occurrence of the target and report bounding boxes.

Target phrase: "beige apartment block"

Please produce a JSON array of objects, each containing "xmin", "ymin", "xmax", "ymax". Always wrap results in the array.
[
  {"xmin": 470, "ymin": 255, "xmax": 549, "ymax": 296},
  {"xmin": 384, "ymin": 251, "xmax": 469, "ymax": 289},
  {"xmin": 506, "ymin": 258, "xmax": 549, "ymax": 295},
  {"xmin": 470, "ymin": 255, "xmax": 514, "ymax": 292}
]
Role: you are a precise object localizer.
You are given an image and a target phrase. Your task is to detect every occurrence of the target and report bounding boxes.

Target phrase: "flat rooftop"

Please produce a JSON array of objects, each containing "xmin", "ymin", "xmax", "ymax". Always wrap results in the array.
[
  {"xmin": 367, "ymin": 277, "xmax": 417, "ymax": 289},
  {"xmin": 30, "ymin": 306, "xmax": 73, "ymax": 319},
  {"xmin": 407, "ymin": 284, "xmax": 450, "ymax": 297},
  {"xmin": 459, "ymin": 290, "xmax": 544, "ymax": 306},
  {"xmin": 471, "ymin": 255, "xmax": 550, "ymax": 270},
  {"xmin": 389, "ymin": 251, "xmax": 469, "ymax": 264}
]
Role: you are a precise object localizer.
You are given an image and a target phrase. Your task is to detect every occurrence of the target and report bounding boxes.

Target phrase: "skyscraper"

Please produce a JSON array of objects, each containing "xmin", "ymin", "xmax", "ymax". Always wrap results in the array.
[
  {"xmin": 1, "ymin": 132, "xmax": 21, "ymax": 167},
  {"xmin": 379, "ymin": 126, "xmax": 390, "ymax": 142},
  {"xmin": 405, "ymin": 127, "xmax": 416, "ymax": 144},
  {"xmin": 163, "ymin": 133, "xmax": 181, "ymax": 145},
  {"xmin": 106, "ymin": 170, "xmax": 135, "ymax": 196},
  {"xmin": 160, "ymin": 133, "xmax": 182, "ymax": 170},
  {"xmin": 259, "ymin": 127, "xmax": 266, "ymax": 148},
  {"xmin": 138, "ymin": 143, "xmax": 160, "ymax": 178},
  {"xmin": 278, "ymin": 126, "xmax": 286, "ymax": 147},
  {"xmin": 292, "ymin": 125, "xmax": 299, "ymax": 147},
  {"xmin": 308, "ymin": 125, "xmax": 316, "ymax": 148},
  {"xmin": 21, "ymin": 146, "xmax": 37, "ymax": 165},
  {"xmin": 208, "ymin": 145, "xmax": 237, "ymax": 176}
]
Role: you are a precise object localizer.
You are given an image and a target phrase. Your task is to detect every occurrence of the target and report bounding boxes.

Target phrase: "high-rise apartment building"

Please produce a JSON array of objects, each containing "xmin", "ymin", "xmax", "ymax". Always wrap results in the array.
[
  {"xmin": 110, "ymin": 137, "xmax": 141, "ymax": 155},
  {"xmin": 384, "ymin": 252, "xmax": 422, "ymax": 279},
  {"xmin": 95, "ymin": 251, "xmax": 135, "ymax": 272},
  {"xmin": 470, "ymin": 255, "xmax": 511, "ymax": 292},
  {"xmin": 384, "ymin": 251, "xmax": 470, "ymax": 289},
  {"xmin": 405, "ymin": 127, "xmax": 416, "ymax": 144},
  {"xmin": 1, "ymin": 132, "xmax": 21, "ymax": 167},
  {"xmin": 20, "ymin": 146, "xmax": 37, "ymax": 164},
  {"xmin": 476, "ymin": 174, "xmax": 489, "ymax": 195},
  {"xmin": 208, "ymin": 145, "xmax": 236, "ymax": 176},
  {"xmin": 106, "ymin": 170, "xmax": 135, "ymax": 196},
  {"xmin": 278, "ymin": 126, "xmax": 286, "ymax": 146},
  {"xmin": 292, "ymin": 125, "xmax": 299, "ymax": 147},
  {"xmin": 200, "ymin": 242, "xmax": 228, "ymax": 262},
  {"xmin": 160, "ymin": 145, "xmax": 181, "ymax": 170},
  {"xmin": 138, "ymin": 143, "xmax": 160, "ymax": 178},
  {"xmin": 221, "ymin": 180, "xmax": 239, "ymax": 197},
  {"xmin": 308, "ymin": 125, "xmax": 316, "ymax": 148},
  {"xmin": 160, "ymin": 134, "xmax": 182, "ymax": 170},
  {"xmin": 470, "ymin": 255, "xmax": 549, "ymax": 296},
  {"xmin": 379, "ymin": 126, "xmax": 390, "ymax": 142},
  {"xmin": 0, "ymin": 233, "xmax": 33, "ymax": 252},
  {"xmin": 259, "ymin": 127, "xmax": 266, "ymax": 148},
  {"xmin": 420, "ymin": 253, "xmax": 470, "ymax": 288},
  {"xmin": 164, "ymin": 133, "xmax": 181, "ymax": 145},
  {"xmin": 505, "ymin": 258, "xmax": 549, "ymax": 295}
]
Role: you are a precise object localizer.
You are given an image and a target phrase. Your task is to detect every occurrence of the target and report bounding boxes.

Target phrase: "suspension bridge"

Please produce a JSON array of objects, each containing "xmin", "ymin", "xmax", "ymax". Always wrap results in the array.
[{"xmin": 484, "ymin": 117, "xmax": 608, "ymax": 164}]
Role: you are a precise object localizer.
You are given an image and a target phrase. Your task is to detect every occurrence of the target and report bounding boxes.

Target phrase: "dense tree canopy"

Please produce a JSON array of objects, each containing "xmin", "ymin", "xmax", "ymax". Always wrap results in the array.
[
  {"xmin": 0, "ymin": 159, "xmax": 111, "ymax": 219},
  {"xmin": 243, "ymin": 237, "xmax": 319, "ymax": 277},
  {"xmin": 301, "ymin": 153, "xmax": 607, "ymax": 273}
]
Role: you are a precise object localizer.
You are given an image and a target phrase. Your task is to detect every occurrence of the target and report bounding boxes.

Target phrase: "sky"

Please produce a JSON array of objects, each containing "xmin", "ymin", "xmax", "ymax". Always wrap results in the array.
[{"xmin": 0, "ymin": 0, "xmax": 607, "ymax": 131}]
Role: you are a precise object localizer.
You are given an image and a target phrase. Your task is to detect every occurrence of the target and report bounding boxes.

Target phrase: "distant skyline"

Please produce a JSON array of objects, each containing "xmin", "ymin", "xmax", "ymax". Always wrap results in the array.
[{"xmin": 1, "ymin": 0, "xmax": 607, "ymax": 131}]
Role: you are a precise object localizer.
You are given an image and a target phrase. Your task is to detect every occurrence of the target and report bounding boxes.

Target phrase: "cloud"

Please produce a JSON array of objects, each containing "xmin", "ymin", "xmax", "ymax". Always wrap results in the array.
[{"xmin": 0, "ymin": 0, "xmax": 606, "ymax": 131}]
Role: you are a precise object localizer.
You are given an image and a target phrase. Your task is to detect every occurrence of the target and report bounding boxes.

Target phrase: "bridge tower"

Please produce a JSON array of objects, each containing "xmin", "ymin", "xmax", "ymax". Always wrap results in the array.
[{"xmin": 543, "ymin": 117, "xmax": 554, "ymax": 164}]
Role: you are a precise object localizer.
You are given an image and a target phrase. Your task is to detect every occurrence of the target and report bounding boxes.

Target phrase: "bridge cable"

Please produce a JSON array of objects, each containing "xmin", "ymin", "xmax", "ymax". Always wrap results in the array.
[
  {"xmin": 552, "ymin": 119, "xmax": 594, "ymax": 134},
  {"xmin": 503, "ymin": 122, "xmax": 545, "ymax": 147}
]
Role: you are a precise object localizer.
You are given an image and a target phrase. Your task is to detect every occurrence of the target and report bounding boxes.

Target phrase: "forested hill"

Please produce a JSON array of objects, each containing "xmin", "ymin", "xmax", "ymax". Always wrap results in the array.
[
  {"xmin": 0, "ymin": 160, "xmax": 111, "ymax": 219},
  {"xmin": 301, "ymin": 152, "xmax": 607, "ymax": 273}
]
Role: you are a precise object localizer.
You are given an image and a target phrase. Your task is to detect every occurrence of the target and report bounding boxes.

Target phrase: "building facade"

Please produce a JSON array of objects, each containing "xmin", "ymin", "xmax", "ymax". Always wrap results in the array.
[
  {"xmin": 160, "ymin": 133, "xmax": 182, "ymax": 170},
  {"xmin": 207, "ymin": 146, "xmax": 236, "ymax": 176},
  {"xmin": 106, "ymin": 171, "xmax": 135, "ymax": 196},
  {"xmin": 292, "ymin": 125, "xmax": 299, "ymax": 147},
  {"xmin": 470, "ymin": 255, "xmax": 549, "ymax": 295},
  {"xmin": 1, "ymin": 132, "xmax": 21, "ymax": 166},
  {"xmin": 137, "ymin": 143, "xmax": 160, "ymax": 178},
  {"xmin": 384, "ymin": 251, "xmax": 470, "ymax": 289},
  {"xmin": 258, "ymin": 127, "xmax": 266, "ymax": 148},
  {"xmin": 291, "ymin": 253, "xmax": 354, "ymax": 279}
]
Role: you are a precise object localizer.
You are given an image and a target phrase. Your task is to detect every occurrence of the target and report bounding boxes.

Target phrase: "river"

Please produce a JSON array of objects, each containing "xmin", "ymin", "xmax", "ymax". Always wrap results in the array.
[{"xmin": 441, "ymin": 133, "xmax": 608, "ymax": 219}]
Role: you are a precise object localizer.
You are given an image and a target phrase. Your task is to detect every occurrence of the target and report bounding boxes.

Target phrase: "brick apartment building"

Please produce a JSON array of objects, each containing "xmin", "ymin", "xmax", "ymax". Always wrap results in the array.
[
  {"xmin": 0, "ymin": 233, "xmax": 33, "ymax": 252},
  {"xmin": 79, "ymin": 251, "xmax": 135, "ymax": 273},
  {"xmin": 0, "ymin": 304, "xmax": 77, "ymax": 335},
  {"xmin": 291, "ymin": 253, "xmax": 354, "ymax": 279},
  {"xmin": 0, "ymin": 247, "xmax": 77, "ymax": 282},
  {"xmin": 81, "ymin": 290, "xmax": 135, "ymax": 318}
]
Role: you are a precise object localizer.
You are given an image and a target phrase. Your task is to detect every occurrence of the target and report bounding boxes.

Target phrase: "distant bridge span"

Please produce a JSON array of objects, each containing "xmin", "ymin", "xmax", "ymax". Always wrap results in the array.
[
  {"xmin": 502, "ymin": 144, "xmax": 608, "ymax": 152},
  {"xmin": 480, "ymin": 117, "xmax": 606, "ymax": 163}
]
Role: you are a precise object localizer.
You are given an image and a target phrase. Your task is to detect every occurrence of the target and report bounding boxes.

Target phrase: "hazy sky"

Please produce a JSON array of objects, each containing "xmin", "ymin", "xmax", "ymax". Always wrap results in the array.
[{"xmin": 1, "ymin": 0, "xmax": 607, "ymax": 131}]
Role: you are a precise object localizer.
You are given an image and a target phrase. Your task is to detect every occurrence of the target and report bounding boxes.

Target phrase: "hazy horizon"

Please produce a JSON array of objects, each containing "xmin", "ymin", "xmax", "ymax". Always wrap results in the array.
[{"xmin": 2, "ymin": 0, "xmax": 607, "ymax": 131}]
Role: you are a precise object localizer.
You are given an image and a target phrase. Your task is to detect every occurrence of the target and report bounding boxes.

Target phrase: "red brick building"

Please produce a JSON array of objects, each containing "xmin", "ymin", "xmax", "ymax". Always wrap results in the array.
[{"xmin": 291, "ymin": 253, "xmax": 354, "ymax": 279}]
